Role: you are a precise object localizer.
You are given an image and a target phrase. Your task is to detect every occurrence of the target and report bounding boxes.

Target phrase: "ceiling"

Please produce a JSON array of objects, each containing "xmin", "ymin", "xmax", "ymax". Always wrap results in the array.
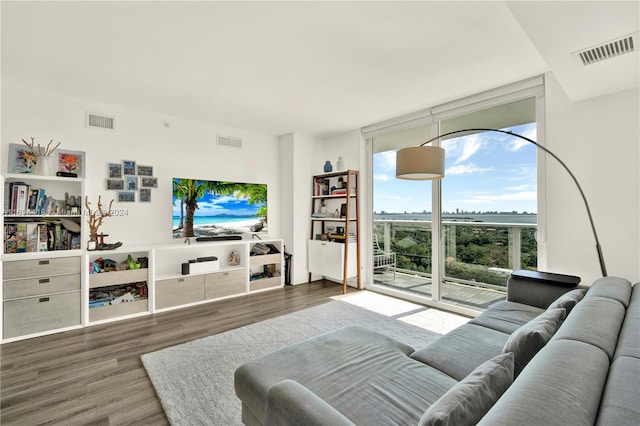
[{"xmin": 2, "ymin": 1, "xmax": 638, "ymax": 138}]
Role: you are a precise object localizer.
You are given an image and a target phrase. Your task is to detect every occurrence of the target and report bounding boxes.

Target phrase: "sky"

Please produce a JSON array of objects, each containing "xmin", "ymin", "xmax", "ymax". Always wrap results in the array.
[
  {"xmin": 373, "ymin": 123, "xmax": 537, "ymax": 214},
  {"xmin": 172, "ymin": 189, "xmax": 262, "ymax": 217}
]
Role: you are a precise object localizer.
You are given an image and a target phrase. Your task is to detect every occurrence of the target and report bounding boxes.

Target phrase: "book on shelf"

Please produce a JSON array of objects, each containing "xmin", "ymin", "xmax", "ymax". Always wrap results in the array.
[
  {"xmin": 4, "ymin": 182, "xmax": 50, "ymax": 215},
  {"xmin": 313, "ymin": 177, "xmax": 330, "ymax": 196},
  {"xmin": 3, "ymin": 221, "xmax": 80, "ymax": 253}
]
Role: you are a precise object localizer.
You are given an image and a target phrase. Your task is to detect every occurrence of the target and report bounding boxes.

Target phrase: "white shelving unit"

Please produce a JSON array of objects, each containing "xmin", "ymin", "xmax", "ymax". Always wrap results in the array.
[
  {"xmin": 1, "ymin": 170, "xmax": 285, "ymax": 342},
  {"xmin": 2, "ymin": 171, "xmax": 85, "ymax": 342},
  {"xmin": 86, "ymin": 248, "xmax": 150, "ymax": 325},
  {"xmin": 308, "ymin": 169, "xmax": 361, "ymax": 294}
]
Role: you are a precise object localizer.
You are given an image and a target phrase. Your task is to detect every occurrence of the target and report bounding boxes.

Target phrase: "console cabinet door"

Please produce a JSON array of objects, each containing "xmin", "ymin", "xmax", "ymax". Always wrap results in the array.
[
  {"xmin": 205, "ymin": 269, "xmax": 246, "ymax": 299},
  {"xmin": 155, "ymin": 275, "xmax": 204, "ymax": 309},
  {"xmin": 3, "ymin": 292, "xmax": 81, "ymax": 339},
  {"xmin": 308, "ymin": 240, "xmax": 356, "ymax": 280}
]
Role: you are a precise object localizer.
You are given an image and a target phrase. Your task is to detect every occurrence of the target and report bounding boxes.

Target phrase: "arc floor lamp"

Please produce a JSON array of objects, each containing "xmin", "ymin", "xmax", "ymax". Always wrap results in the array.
[{"xmin": 395, "ymin": 128, "xmax": 607, "ymax": 277}]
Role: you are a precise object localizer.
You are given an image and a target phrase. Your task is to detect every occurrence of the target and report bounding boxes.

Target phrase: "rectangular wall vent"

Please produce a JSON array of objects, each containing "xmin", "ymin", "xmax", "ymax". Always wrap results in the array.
[
  {"xmin": 86, "ymin": 112, "xmax": 115, "ymax": 130},
  {"xmin": 217, "ymin": 134, "xmax": 242, "ymax": 149},
  {"xmin": 572, "ymin": 32, "xmax": 638, "ymax": 66}
]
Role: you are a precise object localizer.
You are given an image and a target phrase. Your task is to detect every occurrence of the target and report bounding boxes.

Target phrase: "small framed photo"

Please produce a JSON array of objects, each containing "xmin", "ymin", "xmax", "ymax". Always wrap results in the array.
[
  {"xmin": 125, "ymin": 176, "xmax": 138, "ymax": 191},
  {"xmin": 140, "ymin": 177, "xmax": 158, "ymax": 188},
  {"xmin": 108, "ymin": 163, "xmax": 122, "ymax": 178},
  {"xmin": 137, "ymin": 165, "xmax": 153, "ymax": 176},
  {"xmin": 8, "ymin": 143, "xmax": 36, "ymax": 174},
  {"xmin": 123, "ymin": 160, "xmax": 136, "ymax": 175},
  {"xmin": 340, "ymin": 203, "xmax": 347, "ymax": 218},
  {"xmin": 117, "ymin": 191, "xmax": 135, "ymax": 202},
  {"xmin": 106, "ymin": 179, "xmax": 124, "ymax": 190},
  {"xmin": 139, "ymin": 188, "xmax": 151, "ymax": 202},
  {"xmin": 57, "ymin": 149, "xmax": 84, "ymax": 177}
]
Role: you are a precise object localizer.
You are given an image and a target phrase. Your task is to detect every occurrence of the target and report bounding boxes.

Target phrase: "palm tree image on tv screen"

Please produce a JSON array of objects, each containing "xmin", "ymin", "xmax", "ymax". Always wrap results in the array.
[{"xmin": 172, "ymin": 178, "xmax": 267, "ymax": 238}]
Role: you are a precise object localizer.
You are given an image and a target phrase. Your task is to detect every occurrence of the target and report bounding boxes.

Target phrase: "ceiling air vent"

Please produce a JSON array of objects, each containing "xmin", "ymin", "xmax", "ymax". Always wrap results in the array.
[
  {"xmin": 572, "ymin": 32, "xmax": 638, "ymax": 67},
  {"xmin": 217, "ymin": 134, "xmax": 242, "ymax": 149},
  {"xmin": 86, "ymin": 112, "xmax": 115, "ymax": 130}
]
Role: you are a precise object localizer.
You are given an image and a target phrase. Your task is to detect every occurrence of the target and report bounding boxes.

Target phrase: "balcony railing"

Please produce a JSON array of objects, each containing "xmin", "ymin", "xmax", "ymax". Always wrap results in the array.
[{"xmin": 373, "ymin": 219, "xmax": 537, "ymax": 309}]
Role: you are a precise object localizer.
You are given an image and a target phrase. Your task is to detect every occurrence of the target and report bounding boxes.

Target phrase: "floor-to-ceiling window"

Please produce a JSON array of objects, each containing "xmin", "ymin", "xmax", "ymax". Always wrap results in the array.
[{"xmin": 366, "ymin": 78, "xmax": 543, "ymax": 313}]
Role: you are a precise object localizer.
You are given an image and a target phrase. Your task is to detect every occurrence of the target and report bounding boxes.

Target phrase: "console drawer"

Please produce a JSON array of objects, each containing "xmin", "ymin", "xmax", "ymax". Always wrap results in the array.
[
  {"xmin": 3, "ymin": 274, "xmax": 81, "ymax": 299},
  {"xmin": 3, "ymin": 256, "xmax": 81, "ymax": 280},
  {"xmin": 205, "ymin": 269, "xmax": 246, "ymax": 299},
  {"xmin": 3, "ymin": 291, "xmax": 81, "ymax": 338},
  {"xmin": 155, "ymin": 275, "xmax": 204, "ymax": 309}
]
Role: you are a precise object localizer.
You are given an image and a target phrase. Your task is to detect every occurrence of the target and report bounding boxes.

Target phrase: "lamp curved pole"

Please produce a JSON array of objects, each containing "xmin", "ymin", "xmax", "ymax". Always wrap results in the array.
[{"xmin": 420, "ymin": 128, "xmax": 607, "ymax": 277}]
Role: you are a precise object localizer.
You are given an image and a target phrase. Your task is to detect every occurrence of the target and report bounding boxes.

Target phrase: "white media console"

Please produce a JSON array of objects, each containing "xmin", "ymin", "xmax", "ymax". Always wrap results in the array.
[{"xmin": 1, "ymin": 238, "xmax": 284, "ymax": 343}]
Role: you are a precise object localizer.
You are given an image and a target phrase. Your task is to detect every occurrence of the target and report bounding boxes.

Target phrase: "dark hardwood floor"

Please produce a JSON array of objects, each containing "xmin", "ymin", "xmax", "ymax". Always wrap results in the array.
[{"xmin": 1, "ymin": 281, "xmax": 353, "ymax": 425}]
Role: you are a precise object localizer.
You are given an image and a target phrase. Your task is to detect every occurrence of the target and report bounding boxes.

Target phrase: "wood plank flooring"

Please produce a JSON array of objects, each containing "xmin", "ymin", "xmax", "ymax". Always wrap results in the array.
[{"xmin": 1, "ymin": 281, "xmax": 353, "ymax": 425}]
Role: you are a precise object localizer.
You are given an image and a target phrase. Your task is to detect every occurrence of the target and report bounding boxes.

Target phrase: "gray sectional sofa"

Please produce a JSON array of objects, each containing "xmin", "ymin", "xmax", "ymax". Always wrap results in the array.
[{"xmin": 234, "ymin": 274, "xmax": 639, "ymax": 425}]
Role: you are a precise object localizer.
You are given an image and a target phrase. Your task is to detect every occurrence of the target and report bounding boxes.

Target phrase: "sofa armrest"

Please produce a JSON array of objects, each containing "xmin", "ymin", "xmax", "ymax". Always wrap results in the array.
[
  {"xmin": 265, "ymin": 380, "xmax": 355, "ymax": 426},
  {"xmin": 507, "ymin": 270, "xmax": 581, "ymax": 309}
]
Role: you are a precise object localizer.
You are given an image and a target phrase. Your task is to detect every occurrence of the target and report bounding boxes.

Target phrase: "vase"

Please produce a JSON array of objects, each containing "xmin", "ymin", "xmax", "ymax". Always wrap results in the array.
[
  {"xmin": 337, "ymin": 156, "xmax": 345, "ymax": 170},
  {"xmin": 323, "ymin": 161, "xmax": 333, "ymax": 173},
  {"xmin": 34, "ymin": 155, "xmax": 52, "ymax": 176}
]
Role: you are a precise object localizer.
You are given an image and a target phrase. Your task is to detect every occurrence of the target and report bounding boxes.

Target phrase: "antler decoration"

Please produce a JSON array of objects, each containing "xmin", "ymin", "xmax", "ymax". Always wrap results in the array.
[
  {"xmin": 85, "ymin": 195, "xmax": 114, "ymax": 240},
  {"xmin": 22, "ymin": 137, "xmax": 61, "ymax": 157}
]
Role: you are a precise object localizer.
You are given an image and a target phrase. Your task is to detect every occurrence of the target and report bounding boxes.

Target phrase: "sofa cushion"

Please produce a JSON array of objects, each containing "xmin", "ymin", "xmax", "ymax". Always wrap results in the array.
[
  {"xmin": 265, "ymin": 380, "xmax": 356, "ymax": 426},
  {"xmin": 547, "ymin": 288, "xmax": 586, "ymax": 315},
  {"xmin": 552, "ymin": 297, "xmax": 626, "ymax": 360},
  {"xmin": 469, "ymin": 301, "xmax": 543, "ymax": 334},
  {"xmin": 418, "ymin": 352, "xmax": 514, "ymax": 426},
  {"xmin": 614, "ymin": 283, "xmax": 640, "ymax": 360},
  {"xmin": 596, "ymin": 356, "xmax": 640, "ymax": 425},
  {"xmin": 502, "ymin": 307, "xmax": 565, "ymax": 376},
  {"xmin": 479, "ymin": 339, "xmax": 610, "ymax": 426},
  {"xmin": 235, "ymin": 325, "xmax": 457, "ymax": 425},
  {"xmin": 584, "ymin": 277, "xmax": 632, "ymax": 307},
  {"xmin": 411, "ymin": 324, "xmax": 509, "ymax": 381}
]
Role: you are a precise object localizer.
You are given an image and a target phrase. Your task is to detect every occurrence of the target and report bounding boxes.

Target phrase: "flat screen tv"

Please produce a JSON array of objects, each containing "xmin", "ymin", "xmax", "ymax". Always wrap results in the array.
[{"xmin": 172, "ymin": 178, "xmax": 267, "ymax": 239}]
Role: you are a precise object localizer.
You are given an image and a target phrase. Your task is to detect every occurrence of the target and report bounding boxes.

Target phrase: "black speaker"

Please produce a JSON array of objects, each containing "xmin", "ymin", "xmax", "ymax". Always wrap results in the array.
[{"xmin": 181, "ymin": 263, "xmax": 190, "ymax": 275}]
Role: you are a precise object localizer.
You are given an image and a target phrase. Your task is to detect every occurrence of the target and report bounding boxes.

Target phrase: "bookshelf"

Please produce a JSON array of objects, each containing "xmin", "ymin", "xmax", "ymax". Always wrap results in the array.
[{"xmin": 308, "ymin": 169, "xmax": 360, "ymax": 294}]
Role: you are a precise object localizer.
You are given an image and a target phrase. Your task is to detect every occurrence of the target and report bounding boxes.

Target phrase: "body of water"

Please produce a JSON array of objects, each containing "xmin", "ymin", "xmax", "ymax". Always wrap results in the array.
[
  {"xmin": 172, "ymin": 215, "xmax": 259, "ymax": 227},
  {"xmin": 374, "ymin": 213, "xmax": 537, "ymax": 224}
]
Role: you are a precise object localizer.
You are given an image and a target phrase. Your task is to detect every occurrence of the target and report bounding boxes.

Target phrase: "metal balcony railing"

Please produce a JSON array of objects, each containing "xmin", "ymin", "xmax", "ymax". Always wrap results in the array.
[{"xmin": 373, "ymin": 219, "xmax": 537, "ymax": 308}]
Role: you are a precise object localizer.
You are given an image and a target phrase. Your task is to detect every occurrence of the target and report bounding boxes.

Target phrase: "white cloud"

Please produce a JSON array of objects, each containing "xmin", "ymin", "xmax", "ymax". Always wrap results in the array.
[
  {"xmin": 375, "ymin": 151, "xmax": 397, "ymax": 172},
  {"xmin": 504, "ymin": 184, "xmax": 535, "ymax": 191},
  {"xmin": 374, "ymin": 173, "xmax": 390, "ymax": 182},
  {"xmin": 455, "ymin": 135, "xmax": 483, "ymax": 164},
  {"xmin": 446, "ymin": 163, "xmax": 492, "ymax": 175},
  {"xmin": 452, "ymin": 191, "xmax": 537, "ymax": 204}
]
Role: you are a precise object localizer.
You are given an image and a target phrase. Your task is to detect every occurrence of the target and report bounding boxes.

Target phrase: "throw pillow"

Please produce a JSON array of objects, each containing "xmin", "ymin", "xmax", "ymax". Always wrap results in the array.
[
  {"xmin": 502, "ymin": 307, "xmax": 565, "ymax": 376},
  {"xmin": 418, "ymin": 352, "xmax": 514, "ymax": 426},
  {"xmin": 547, "ymin": 289, "xmax": 586, "ymax": 316}
]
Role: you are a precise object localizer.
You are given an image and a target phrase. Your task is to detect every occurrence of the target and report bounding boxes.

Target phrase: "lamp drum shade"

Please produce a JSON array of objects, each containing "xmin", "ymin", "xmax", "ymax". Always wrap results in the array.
[{"xmin": 396, "ymin": 146, "xmax": 445, "ymax": 180}]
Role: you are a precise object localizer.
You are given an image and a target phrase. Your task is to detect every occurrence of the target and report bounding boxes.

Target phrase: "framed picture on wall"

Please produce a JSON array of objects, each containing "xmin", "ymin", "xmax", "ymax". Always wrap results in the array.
[
  {"xmin": 106, "ymin": 179, "xmax": 124, "ymax": 190},
  {"xmin": 140, "ymin": 188, "xmax": 151, "ymax": 202},
  {"xmin": 57, "ymin": 150, "xmax": 84, "ymax": 177},
  {"xmin": 123, "ymin": 160, "xmax": 136, "ymax": 175},
  {"xmin": 125, "ymin": 176, "xmax": 138, "ymax": 191},
  {"xmin": 108, "ymin": 163, "xmax": 122, "ymax": 178},
  {"xmin": 141, "ymin": 177, "xmax": 158, "ymax": 188},
  {"xmin": 137, "ymin": 165, "xmax": 153, "ymax": 176},
  {"xmin": 8, "ymin": 143, "xmax": 36, "ymax": 174},
  {"xmin": 118, "ymin": 191, "xmax": 135, "ymax": 202}
]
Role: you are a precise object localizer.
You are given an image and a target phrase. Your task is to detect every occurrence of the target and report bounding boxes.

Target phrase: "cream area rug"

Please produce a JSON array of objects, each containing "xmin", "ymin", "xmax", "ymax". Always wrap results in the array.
[{"xmin": 141, "ymin": 291, "xmax": 468, "ymax": 425}]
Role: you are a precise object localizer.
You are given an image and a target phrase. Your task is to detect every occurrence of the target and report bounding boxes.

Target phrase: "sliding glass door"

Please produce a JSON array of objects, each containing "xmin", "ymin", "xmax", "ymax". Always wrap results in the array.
[{"xmin": 369, "ymin": 82, "xmax": 542, "ymax": 313}]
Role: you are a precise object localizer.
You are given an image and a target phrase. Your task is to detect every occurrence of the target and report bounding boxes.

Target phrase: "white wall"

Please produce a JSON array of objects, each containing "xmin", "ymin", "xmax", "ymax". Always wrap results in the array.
[
  {"xmin": 1, "ymin": 81, "xmax": 281, "ymax": 247},
  {"xmin": 279, "ymin": 132, "xmax": 323, "ymax": 284},
  {"xmin": 545, "ymin": 74, "xmax": 639, "ymax": 284},
  {"xmin": 322, "ymin": 129, "xmax": 368, "ymax": 286}
]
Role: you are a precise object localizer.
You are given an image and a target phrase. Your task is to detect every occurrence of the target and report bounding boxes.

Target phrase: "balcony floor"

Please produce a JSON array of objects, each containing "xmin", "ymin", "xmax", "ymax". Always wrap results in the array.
[{"xmin": 374, "ymin": 269, "xmax": 506, "ymax": 310}]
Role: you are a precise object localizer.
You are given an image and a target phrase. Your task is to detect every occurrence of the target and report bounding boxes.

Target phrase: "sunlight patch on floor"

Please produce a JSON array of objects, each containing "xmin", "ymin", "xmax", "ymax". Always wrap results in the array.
[{"xmin": 333, "ymin": 290, "xmax": 469, "ymax": 335}]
